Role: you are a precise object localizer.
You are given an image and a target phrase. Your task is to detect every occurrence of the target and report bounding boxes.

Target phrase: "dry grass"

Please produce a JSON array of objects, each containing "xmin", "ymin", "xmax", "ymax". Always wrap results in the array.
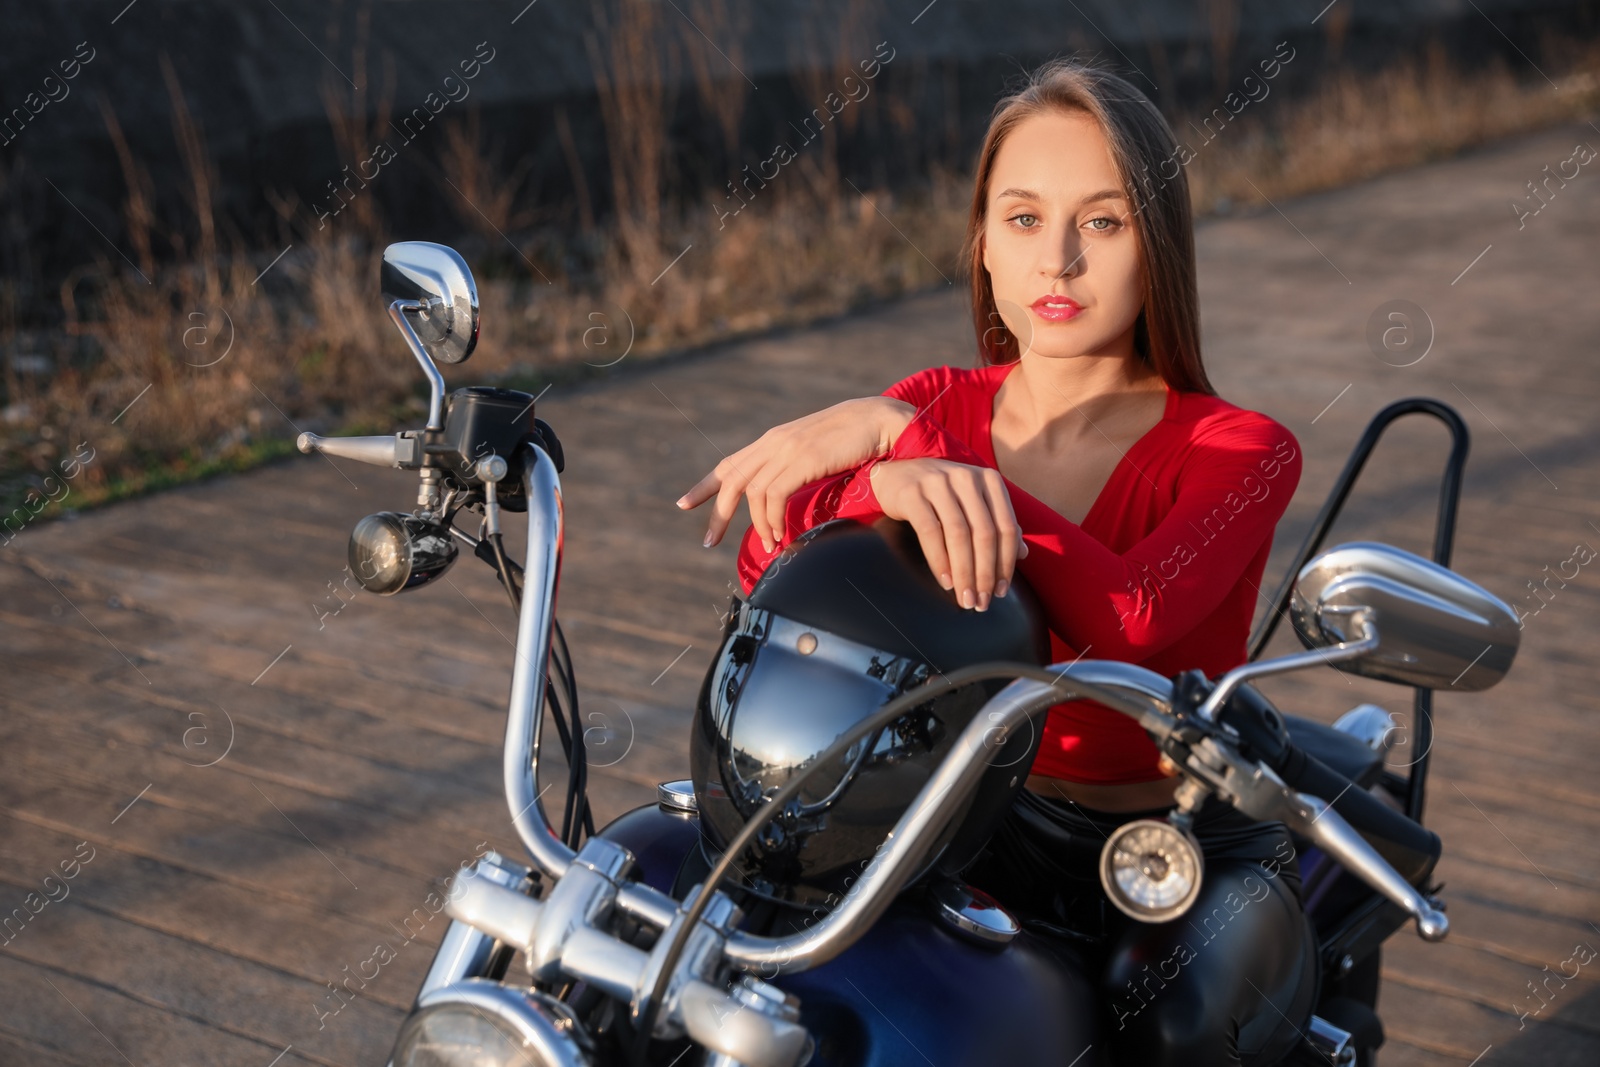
[
  {"xmin": 3, "ymin": 30, "xmax": 1598, "ymax": 520},
  {"xmin": 1189, "ymin": 35, "xmax": 1600, "ymax": 212}
]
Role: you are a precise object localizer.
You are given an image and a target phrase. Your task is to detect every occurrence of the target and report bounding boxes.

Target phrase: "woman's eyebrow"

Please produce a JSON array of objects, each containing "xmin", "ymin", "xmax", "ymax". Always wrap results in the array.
[{"xmin": 993, "ymin": 186, "xmax": 1126, "ymax": 205}]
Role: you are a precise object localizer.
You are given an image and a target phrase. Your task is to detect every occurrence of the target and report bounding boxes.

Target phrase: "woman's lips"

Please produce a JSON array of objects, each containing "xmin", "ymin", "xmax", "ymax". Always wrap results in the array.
[{"xmin": 1030, "ymin": 295, "xmax": 1084, "ymax": 322}]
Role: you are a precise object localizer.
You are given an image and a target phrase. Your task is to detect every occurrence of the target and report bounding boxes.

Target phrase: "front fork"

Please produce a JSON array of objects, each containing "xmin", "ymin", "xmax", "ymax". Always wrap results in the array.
[
  {"xmin": 385, "ymin": 852, "xmax": 540, "ymax": 1067},
  {"xmin": 413, "ymin": 850, "xmax": 537, "ymax": 1001}
]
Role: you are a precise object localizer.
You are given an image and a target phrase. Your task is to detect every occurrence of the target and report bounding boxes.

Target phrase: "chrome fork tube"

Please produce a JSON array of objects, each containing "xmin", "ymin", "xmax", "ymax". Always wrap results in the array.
[
  {"xmin": 415, "ymin": 852, "xmax": 535, "ymax": 1000},
  {"xmin": 505, "ymin": 444, "xmax": 578, "ymax": 880}
]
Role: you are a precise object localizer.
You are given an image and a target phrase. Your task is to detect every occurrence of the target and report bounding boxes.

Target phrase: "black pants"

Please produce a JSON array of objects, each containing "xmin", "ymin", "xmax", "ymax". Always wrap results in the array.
[{"xmin": 962, "ymin": 789, "xmax": 1316, "ymax": 1067}]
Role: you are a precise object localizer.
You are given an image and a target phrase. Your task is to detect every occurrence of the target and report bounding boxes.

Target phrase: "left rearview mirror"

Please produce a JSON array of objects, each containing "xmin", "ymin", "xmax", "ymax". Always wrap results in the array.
[{"xmin": 381, "ymin": 241, "xmax": 479, "ymax": 366}]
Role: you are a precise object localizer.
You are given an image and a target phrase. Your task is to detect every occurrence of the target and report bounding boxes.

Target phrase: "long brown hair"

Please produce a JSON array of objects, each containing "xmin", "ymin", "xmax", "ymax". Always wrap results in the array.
[{"xmin": 963, "ymin": 58, "xmax": 1215, "ymax": 396}]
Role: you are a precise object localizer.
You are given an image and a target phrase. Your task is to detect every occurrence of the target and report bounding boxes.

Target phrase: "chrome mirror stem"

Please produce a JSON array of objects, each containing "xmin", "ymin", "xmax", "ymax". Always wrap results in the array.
[
  {"xmin": 1196, "ymin": 612, "xmax": 1379, "ymax": 721},
  {"xmin": 389, "ymin": 299, "xmax": 447, "ymax": 430}
]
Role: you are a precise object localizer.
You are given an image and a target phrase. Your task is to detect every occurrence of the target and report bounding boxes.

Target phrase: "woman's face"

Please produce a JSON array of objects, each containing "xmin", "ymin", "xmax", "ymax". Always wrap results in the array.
[{"xmin": 981, "ymin": 108, "xmax": 1145, "ymax": 363}]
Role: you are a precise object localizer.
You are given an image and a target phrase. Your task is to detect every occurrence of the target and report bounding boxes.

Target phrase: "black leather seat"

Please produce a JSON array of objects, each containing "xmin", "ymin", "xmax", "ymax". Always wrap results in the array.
[{"xmin": 1283, "ymin": 715, "xmax": 1385, "ymax": 788}]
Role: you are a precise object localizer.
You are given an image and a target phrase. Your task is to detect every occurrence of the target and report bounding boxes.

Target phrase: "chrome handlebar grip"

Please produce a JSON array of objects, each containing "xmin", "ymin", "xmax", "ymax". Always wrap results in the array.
[
  {"xmin": 1291, "ymin": 793, "xmax": 1450, "ymax": 941},
  {"xmin": 720, "ymin": 661, "xmax": 1177, "ymax": 974},
  {"xmin": 296, "ymin": 431, "xmax": 401, "ymax": 467}
]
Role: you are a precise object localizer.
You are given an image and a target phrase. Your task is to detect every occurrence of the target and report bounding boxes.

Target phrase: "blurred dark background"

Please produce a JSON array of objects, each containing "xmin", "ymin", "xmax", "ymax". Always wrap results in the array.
[
  {"xmin": 5, "ymin": 0, "xmax": 1598, "ymax": 286},
  {"xmin": 3, "ymin": 0, "xmax": 1598, "ymax": 512}
]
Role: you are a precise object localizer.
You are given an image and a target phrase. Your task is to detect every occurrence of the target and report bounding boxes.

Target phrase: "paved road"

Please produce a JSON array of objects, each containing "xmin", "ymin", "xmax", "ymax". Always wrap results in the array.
[{"xmin": 3, "ymin": 117, "xmax": 1598, "ymax": 1065}]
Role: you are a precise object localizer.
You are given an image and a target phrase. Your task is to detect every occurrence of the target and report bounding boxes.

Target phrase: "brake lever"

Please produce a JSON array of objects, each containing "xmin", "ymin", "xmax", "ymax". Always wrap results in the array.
[
  {"xmin": 1168, "ymin": 727, "xmax": 1449, "ymax": 943},
  {"xmin": 1284, "ymin": 792, "xmax": 1450, "ymax": 941}
]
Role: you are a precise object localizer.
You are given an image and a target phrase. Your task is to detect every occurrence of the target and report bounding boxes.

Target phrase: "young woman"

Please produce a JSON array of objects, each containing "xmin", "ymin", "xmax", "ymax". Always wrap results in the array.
[{"xmin": 679, "ymin": 59, "xmax": 1310, "ymax": 1066}]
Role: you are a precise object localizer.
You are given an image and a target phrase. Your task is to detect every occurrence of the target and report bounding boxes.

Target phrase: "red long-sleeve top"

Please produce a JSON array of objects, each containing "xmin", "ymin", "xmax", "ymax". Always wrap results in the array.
[{"xmin": 734, "ymin": 361, "xmax": 1303, "ymax": 785}]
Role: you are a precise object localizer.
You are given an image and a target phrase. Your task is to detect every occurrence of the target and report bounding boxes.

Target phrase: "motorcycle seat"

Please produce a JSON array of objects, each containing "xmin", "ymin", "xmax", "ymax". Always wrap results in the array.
[{"xmin": 1282, "ymin": 715, "xmax": 1385, "ymax": 789}]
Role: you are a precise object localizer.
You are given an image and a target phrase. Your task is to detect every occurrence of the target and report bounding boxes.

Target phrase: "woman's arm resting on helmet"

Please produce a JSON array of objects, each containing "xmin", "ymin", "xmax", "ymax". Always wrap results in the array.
[
  {"xmin": 682, "ymin": 364, "xmax": 972, "ymax": 558},
  {"xmin": 727, "ymin": 361, "xmax": 1302, "ymax": 658},
  {"xmin": 731, "ymin": 446, "xmax": 1027, "ymax": 609},
  {"xmin": 676, "ymin": 395, "xmax": 918, "ymax": 552},
  {"xmin": 856, "ymin": 410, "xmax": 1305, "ymax": 661},
  {"xmin": 868, "ymin": 457, "xmax": 1027, "ymax": 610},
  {"xmin": 729, "ymin": 369, "xmax": 1028, "ymax": 606},
  {"xmin": 732, "ymin": 469, "xmax": 871, "ymax": 595}
]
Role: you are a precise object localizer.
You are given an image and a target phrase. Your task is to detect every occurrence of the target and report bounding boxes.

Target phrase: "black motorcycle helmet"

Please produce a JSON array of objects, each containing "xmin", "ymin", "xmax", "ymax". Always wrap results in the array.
[{"xmin": 689, "ymin": 516, "xmax": 1051, "ymax": 911}]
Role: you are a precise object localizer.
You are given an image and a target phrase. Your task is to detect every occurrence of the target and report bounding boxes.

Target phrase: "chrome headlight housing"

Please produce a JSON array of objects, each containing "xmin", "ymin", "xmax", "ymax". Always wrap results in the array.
[
  {"xmin": 1099, "ymin": 818, "xmax": 1204, "ymax": 923},
  {"xmin": 349, "ymin": 511, "xmax": 458, "ymax": 595},
  {"xmin": 391, "ymin": 979, "xmax": 592, "ymax": 1067}
]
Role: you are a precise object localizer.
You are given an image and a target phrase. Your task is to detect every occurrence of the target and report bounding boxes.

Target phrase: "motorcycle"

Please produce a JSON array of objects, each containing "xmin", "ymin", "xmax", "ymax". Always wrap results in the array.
[{"xmin": 296, "ymin": 242, "xmax": 1522, "ymax": 1067}]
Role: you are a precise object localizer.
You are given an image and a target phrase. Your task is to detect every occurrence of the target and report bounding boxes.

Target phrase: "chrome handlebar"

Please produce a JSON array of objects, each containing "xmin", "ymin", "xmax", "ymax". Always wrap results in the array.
[
  {"xmin": 723, "ymin": 662, "xmax": 1177, "ymax": 972},
  {"xmin": 503, "ymin": 444, "xmax": 578, "ymax": 881}
]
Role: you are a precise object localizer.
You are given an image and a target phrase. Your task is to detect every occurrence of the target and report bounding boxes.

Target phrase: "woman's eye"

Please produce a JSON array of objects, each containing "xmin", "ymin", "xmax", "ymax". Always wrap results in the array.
[
  {"xmin": 1008, "ymin": 213, "xmax": 1039, "ymax": 229},
  {"xmin": 1086, "ymin": 215, "xmax": 1120, "ymax": 232}
]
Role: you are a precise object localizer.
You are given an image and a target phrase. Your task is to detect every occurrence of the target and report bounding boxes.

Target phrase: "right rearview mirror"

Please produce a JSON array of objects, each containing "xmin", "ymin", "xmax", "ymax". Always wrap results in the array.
[{"xmin": 1290, "ymin": 541, "xmax": 1519, "ymax": 691}]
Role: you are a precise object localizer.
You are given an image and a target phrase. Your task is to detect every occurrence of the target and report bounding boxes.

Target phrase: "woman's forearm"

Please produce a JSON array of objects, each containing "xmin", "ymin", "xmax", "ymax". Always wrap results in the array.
[{"xmin": 873, "ymin": 396, "xmax": 919, "ymax": 456}]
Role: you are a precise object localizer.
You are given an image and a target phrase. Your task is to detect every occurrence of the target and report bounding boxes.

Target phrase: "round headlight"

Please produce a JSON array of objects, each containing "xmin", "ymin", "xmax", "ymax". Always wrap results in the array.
[
  {"xmin": 1099, "ymin": 818, "xmax": 1204, "ymax": 923},
  {"xmin": 392, "ymin": 980, "xmax": 591, "ymax": 1067},
  {"xmin": 393, "ymin": 1006, "xmax": 530, "ymax": 1067},
  {"xmin": 349, "ymin": 512, "xmax": 458, "ymax": 595}
]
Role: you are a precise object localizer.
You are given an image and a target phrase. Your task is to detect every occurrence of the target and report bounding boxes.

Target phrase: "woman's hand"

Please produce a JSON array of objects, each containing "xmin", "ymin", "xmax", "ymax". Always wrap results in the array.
[
  {"xmin": 868, "ymin": 458, "xmax": 1028, "ymax": 611},
  {"xmin": 676, "ymin": 395, "xmax": 918, "ymax": 551}
]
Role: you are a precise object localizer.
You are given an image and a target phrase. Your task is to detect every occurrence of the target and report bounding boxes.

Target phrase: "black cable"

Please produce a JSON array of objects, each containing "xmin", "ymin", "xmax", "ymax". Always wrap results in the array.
[
  {"xmin": 548, "ymin": 661, "xmax": 583, "ymax": 849},
  {"xmin": 554, "ymin": 620, "xmax": 595, "ymax": 841},
  {"xmin": 549, "ymin": 624, "xmax": 580, "ymax": 847},
  {"xmin": 546, "ymin": 623, "xmax": 589, "ymax": 849},
  {"xmin": 544, "ymin": 675, "xmax": 575, "ymax": 756},
  {"xmin": 488, "ymin": 530, "xmax": 521, "ymax": 613},
  {"xmin": 628, "ymin": 661, "xmax": 1103, "ymax": 1066},
  {"xmin": 546, "ymin": 628, "xmax": 597, "ymax": 847},
  {"xmin": 544, "ymin": 676, "xmax": 579, "ymax": 846}
]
